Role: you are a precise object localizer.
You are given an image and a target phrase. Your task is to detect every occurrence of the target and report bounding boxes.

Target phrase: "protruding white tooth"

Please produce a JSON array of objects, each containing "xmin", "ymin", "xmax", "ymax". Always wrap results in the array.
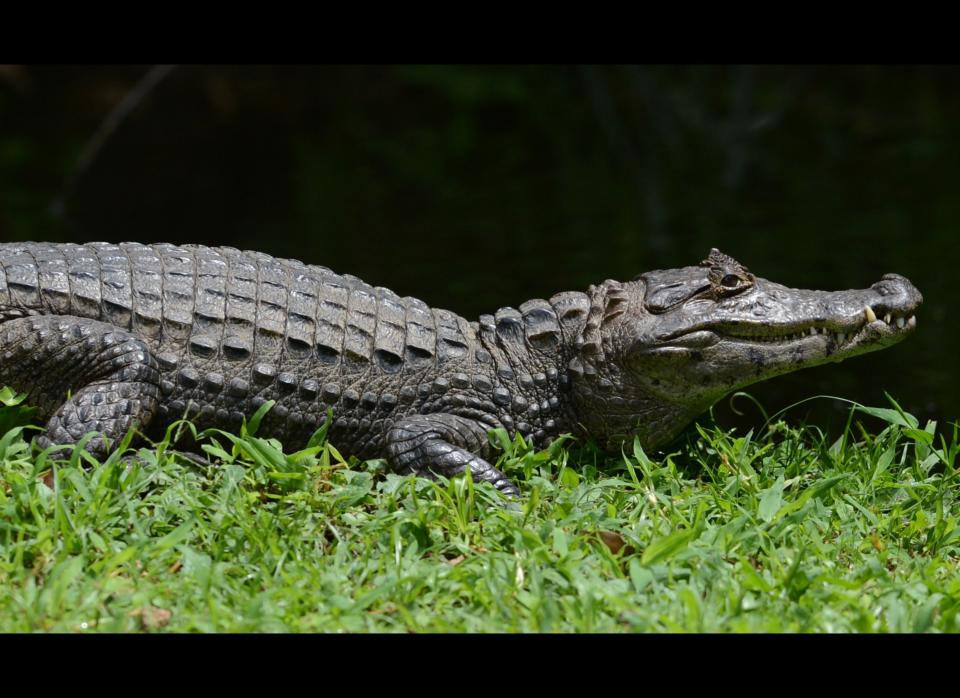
[
  {"xmin": 884, "ymin": 313, "xmax": 891, "ymax": 324},
  {"xmin": 837, "ymin": 332, "xmax": 846, "ymax": 343},
  {"xmin": 864, "ymin": 306, "xmax": 877, "ymax": 323},
  {"xmin": 810, "ymin": 327, "xmax": 817, "ymax": 336},
  {"xmin": 896, "ymin": 317, "xmax": 905, "ymax": 329}
]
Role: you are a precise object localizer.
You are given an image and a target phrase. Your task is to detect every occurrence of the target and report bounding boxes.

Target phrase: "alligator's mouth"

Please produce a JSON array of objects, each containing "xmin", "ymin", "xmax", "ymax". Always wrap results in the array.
[
  {"xmin": 723, "ymin": 306, "xmax": 917, "ymax": 346},
  {"xmin": 662, "ymin": 304, "xmax": 918, "ymax": 354}
]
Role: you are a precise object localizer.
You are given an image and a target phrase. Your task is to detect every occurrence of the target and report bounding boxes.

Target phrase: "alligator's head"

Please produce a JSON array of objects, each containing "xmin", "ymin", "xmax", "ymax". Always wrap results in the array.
[{"xmin": 568, "ymin": 249, "xmax": 922, "ymax": 451}]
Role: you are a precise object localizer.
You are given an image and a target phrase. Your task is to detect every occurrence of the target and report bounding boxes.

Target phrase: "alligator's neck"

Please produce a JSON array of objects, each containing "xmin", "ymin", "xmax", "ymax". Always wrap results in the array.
[
  {"xmin": 470, "ymin": 290, "xmax": 594, "ymax": 446},
  {"xmin": 563, "ymin": 279, "xmax": 702, "ymax": 451}
]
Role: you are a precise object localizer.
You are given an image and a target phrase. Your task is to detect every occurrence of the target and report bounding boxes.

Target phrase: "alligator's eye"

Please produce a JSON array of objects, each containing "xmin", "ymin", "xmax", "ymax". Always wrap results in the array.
[{"xmin": 721, "ymin": 274, "xmax": 741, "ymax": 288}]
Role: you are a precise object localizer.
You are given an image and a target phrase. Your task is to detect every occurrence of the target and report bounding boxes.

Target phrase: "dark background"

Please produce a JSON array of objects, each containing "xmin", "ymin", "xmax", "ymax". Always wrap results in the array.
[{"xmin": 1, "ymin": 65, "xmax": 955, "ymax": 436}]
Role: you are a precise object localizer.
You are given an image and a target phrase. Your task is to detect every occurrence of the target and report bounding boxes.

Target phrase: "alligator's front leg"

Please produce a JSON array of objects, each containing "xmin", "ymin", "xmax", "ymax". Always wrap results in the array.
[
  {"xmin": 0, "ymin": 315, "xmax": 161, "ymax": 460},
  {"xmin": 386, "ymin": 413, "xmax": 519, "ymax": 496}
]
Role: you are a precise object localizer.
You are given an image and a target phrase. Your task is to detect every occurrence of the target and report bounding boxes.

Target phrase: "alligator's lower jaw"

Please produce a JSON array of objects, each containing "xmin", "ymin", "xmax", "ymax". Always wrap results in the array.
[{"xmin": 832, "ymin": 313, "xmax": 918, "ymax": 359}]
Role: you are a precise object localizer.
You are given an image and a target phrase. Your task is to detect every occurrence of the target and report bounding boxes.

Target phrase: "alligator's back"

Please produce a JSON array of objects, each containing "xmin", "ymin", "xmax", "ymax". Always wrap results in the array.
[
  {"xmin": 0, "ymin": 242, "xmax": 471, "ymax": 367},
  {"xmin": 0, "ymin": 242, "xmax": 490, "ymax": 460}
]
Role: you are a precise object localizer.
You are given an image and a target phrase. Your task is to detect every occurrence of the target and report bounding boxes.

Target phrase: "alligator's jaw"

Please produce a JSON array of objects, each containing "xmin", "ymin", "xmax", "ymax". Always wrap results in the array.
[
  {"xmin": 659, "ymin": 272, "xmax": 922, "ymax": 377},
  {"xmin": 707, "ymin": 304, "xmax": 918, "ymax": 364}
]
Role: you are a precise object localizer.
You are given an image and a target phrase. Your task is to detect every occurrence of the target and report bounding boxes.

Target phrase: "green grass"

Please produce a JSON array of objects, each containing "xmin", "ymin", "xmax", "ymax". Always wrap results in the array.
[{"xmin": 1, "ymin": 385, "xmax": 958, "ymax": 632}]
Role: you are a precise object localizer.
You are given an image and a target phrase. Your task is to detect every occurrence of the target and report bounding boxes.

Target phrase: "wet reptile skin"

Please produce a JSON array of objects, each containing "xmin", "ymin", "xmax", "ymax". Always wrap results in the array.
[{"xmin": 0, "ymin": 243, "xmax": 922, "ymax": 495}]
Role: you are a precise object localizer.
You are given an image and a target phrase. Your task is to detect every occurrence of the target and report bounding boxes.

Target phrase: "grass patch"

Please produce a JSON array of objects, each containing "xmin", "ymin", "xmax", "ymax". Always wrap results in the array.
[{"xmin": 1, "ymin": 387, "xmax": 958, "ymax": 632}]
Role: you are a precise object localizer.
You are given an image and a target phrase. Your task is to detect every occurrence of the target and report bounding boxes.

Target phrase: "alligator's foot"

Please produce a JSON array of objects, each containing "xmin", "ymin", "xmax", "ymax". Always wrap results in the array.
[
  {"xmin": 386, "ymin": 413, "xmax": 520, "ymax": 496},
  {"xmin": 0, "ymin": 315, "xmax": 161, "ymax": 463}
]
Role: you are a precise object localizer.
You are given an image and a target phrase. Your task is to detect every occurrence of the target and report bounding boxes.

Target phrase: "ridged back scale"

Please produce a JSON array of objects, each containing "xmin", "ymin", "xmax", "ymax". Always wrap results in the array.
[{"xmin": 0, "ymin": 242, "xmax": 480, "ymax": 451}]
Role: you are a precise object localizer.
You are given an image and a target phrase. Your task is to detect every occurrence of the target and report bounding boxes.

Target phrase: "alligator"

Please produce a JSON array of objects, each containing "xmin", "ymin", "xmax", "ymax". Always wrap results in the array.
[{"xmin": 0, "ymin": 243, "xmax": 921, "ymax": 495}]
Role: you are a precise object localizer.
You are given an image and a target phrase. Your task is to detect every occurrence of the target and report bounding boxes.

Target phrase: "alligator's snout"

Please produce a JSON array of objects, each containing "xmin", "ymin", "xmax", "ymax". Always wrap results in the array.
[{"xmin": 873, "ymin": 273, "xmax": 923, "ymax": 308}]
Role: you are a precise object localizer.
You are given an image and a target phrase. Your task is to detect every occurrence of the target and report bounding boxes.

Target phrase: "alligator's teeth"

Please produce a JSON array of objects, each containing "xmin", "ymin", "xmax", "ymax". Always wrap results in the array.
[
  {"xmin": 810, "ymin": 327, "xmax": 817, "ymax": 336},
  {"xmin": 896, "ymin": 317, "xmax": 905, "ymax": 329},
  {"xmin": 884, "ymin": 313, "xmax": 892, "ymax": 324},
  {"xmin": 837, "ymin": 332, "xmax": 846, "ymax": 343},
  {"xmin": 864, "ymin": 306, "xmax": 877, "ymax": 323}
]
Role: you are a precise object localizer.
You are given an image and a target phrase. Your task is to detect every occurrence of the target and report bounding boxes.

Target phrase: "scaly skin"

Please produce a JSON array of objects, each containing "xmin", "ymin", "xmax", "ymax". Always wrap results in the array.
[{"xmin": 0, "ymin": 243, "xmax": 922, "ymax": 495}]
